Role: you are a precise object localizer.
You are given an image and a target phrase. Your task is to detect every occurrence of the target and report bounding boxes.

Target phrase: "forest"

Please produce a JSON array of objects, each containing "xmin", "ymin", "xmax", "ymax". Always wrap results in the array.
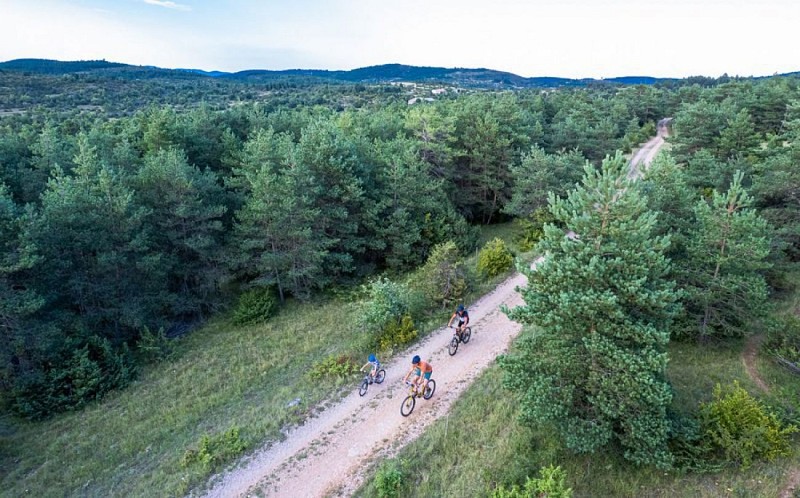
[{"xmin": 1, "ymin": 62, "xmax": 800, "ymax": 495}]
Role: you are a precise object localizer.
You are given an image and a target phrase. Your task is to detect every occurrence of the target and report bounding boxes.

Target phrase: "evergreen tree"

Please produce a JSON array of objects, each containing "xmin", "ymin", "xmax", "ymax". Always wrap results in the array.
[
  {"xmin": 364, "ymin": 138, "xmax": 476, "ymax": 270},
  {"xmin": 25, "ymin": 135, "xmax": 161, "ymax": 341},
  {"xmin": 232, "ymin": 160, "xmax": 331, "ymax": 302},
  {"xmin": 134, "ymin": 148, "xmax": 227, "ymax": 318},
  {"xmin": 0, "ymin": 184, "xmax": 44, "ymax": 384},
  {"xmin": 640, "ymin": 152, "xmax": 697, "ymax": 262},
  {"xmin": 293, "ymin": 119, "xmax": 366, "ymax": 278},
  {"xmin": 716, "ymin": 109, "xmax": 760, "ymax": 160},
  {"xmin": 505, "ymin": 146, "xmax": 587, "ymax": 218},
  {"xmin": 682, "ymin": 171, "xmax": 771, "ymax": 339},
  {"xmin": 501, "ymin": 153, "xmax": 679, "ymax": 467}
]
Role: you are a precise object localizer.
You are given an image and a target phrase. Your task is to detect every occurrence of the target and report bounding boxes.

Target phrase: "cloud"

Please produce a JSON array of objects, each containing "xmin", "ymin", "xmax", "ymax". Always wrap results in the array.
[{"xmin": 143, "ymin": 0, "xmax": 191, "ymax": 11}]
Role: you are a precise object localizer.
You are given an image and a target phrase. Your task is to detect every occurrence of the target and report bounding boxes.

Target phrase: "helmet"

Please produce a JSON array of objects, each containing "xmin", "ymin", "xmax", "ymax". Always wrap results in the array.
[
  {"xmin": 412, "ymin": 355, "xmax": 421, "ymax": 364},
  {"xmin": 369, "ymin": 354, "xmax": 376, "ymax": 362},
  {"xmin": 457, "ymin": 304, "xmax": 465, "ymax": 312}
]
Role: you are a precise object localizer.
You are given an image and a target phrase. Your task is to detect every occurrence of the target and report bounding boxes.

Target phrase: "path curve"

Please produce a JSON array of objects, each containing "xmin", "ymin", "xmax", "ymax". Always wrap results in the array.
[
  {"xmin": 742, "ymin": 334, "xmax": 770, "ymax": 393},
  {"xmin": 204, "ymin": 273, "xmax": 527, "ymax": 498}
]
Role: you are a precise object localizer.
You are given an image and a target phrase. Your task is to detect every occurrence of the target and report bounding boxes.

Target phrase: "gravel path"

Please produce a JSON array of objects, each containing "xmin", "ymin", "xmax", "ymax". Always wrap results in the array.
[{"xmin": 203, "ymin": 273, "xmax": 528, "ymax": 498}]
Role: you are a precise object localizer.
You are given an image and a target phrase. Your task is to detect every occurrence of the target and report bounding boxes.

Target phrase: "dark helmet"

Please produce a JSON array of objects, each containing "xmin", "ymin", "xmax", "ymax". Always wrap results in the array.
[
  {"xmin": 412, "ymin": 355, "xmax": 421, "ymax": 364},
  {"xmin": 457, "ymin": 304, "xmax": 465, "ymax": 313},
  {"xmin": 369, "ymin": 354, "xmax": 376, "ymax": 362}
]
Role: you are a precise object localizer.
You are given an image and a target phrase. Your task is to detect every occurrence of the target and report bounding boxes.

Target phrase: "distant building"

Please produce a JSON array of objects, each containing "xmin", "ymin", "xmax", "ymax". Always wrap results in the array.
[
  {"xmin": 431, "ymin": 88, "xmax": 446, "ymax": 95},
  {"xmin": 407, "ymin": 97, "xmax": 418, "ymax": 105}
]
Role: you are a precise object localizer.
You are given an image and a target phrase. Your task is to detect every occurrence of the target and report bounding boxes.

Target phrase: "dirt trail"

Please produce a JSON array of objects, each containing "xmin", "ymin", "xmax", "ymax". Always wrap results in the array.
[
  {"xmin": 742, "ymin": 334, "xmax": 770, "ymax": 393},
  {"xmin": 628, "ymin": 117, "xmax": 671, "ymax": 178},
  {"xmin": 204, "ymin": 273, "xmax": 527, "ymax": 498}
]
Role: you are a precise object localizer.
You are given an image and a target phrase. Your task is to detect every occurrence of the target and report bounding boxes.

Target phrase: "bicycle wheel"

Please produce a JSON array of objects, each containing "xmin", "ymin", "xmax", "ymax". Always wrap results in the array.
[
  {"xmin": 423, "ymin": 379, "xmax": 436, "ymax": 400},
  {"xmin": 448, "ymin": 336, "xmax": 459, "ymax": 356},
  {"xmin": 400, "ymin": 395, "xmax": 416, "ymax": 416},
  {"xmin": 462, "ymin": 327, "xmax": 472, "ymax": 344},
  {"xmin": 375, "ymin": 369, "xmax": 386, "ymax": 384},
  {"xmin": 358, "ymin": 379, "xmax": 369, "ymax": 397}
]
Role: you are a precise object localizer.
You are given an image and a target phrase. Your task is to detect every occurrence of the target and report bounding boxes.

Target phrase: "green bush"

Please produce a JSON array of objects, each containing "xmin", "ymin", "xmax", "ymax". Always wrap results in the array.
[
  {"xmin": 492, "ymin": 465, "xmax": 572, "ymax": 498},
  {"xmin": 357, "ymin": 277, "xmax": 414, "ymax": 331},
  {"xmin": 667, "ymin": 412, "xmax": 722, "ymax": 473},
  {"xmin": 699, "ymin": 381, "xmax": 798, "ymax": 468},
  {"xmin": 232, "ymin": 286, "xmax": 278, "ymax": 325},
  {"xmin": 376, "ymin": 314, "xmax": 418, "ymax": 352},
  {"xmin": 11, "ymin": 336, "xmax": 136, "ymax": 420},
  {"xmin": 181, "ymin": 426, "xmax": 247, "ymax": 471},
  {"xmin": 763, "ymin": 314, "xmax": 800, "ymax": 367},
  {"xmin": 136, "ymin": 326, "xmax": 174, "ymax": 363},
  {"xmin": 374, "ymin": 459, "xmax": 405, "ymax": 498},
  {"xmin": 308, "ymin": 354, "xmax": 360, "ymax": 380},
  {"xmin": 417, "ymin": 241, "xmax": 468, "ymax": 309},
  {"xmin": 515, "ymin": 208, "xmax": 556, "ymax": 252},
  {"xmin": 477, "ymin": 237, "xmax": 514, "ymax": 278}
]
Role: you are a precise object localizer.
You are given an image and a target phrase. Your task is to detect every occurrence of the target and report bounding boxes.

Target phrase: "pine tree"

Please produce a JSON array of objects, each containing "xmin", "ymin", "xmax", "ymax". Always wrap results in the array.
[
  {"xmin": 640, "ymin": 152, "xmax": 697, "ymax": 262},
  {"xmin": 505, "ymin": 146, "xmax": 587, "ymax": 218},
  {"xmin": 683, "ymin": 171, "xmax": 771, "ymax": 339},
  {"xmin": 501, "ymin": 152, "xmax": 679, "ymax": 467},
  {"xmin": 134, "ymin": 148, "xmax": 227, "ymax": 318},
  {"xmin": 232, "ymin": 161, "xmax": 332, "ymax": 302},
  {"xmin": 0, "ymin": 184, "xmax": 44, "ymax": 380},
  {"xmin": 26, "ymin": 135, "xmax": 160, "ymax": 341}
]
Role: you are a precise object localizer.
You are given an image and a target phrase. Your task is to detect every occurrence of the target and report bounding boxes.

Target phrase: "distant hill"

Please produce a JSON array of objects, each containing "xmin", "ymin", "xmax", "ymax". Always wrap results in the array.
[
  {"xmin": 0, "ymin": 58, "xmax": 128, "ymax": 74},
  {"xmin": 0, "ymin": 58, "xmax": 680, "ymax": 88}
]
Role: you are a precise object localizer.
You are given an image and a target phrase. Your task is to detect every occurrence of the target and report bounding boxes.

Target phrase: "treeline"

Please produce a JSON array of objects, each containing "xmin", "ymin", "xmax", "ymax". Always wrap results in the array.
[{"xmin": 1, "ymin": 74, "xmax": 798, "ymax": 421}]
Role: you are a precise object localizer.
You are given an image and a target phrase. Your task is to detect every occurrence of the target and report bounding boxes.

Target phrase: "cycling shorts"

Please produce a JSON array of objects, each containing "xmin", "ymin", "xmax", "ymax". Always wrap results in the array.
[{"xmin": 414, "ymin": 368, "xmax": 432, "ymax": 380}]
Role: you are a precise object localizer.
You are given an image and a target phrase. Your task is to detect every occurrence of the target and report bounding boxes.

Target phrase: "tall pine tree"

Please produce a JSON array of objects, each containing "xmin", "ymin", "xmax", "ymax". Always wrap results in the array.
[
  {"xmin": 682, "ymin": 171, "xmax": 771, "ymax": 339},
  {"xmin": 502, "ymin": 153, "xmax": 679, "ymax": 467}
]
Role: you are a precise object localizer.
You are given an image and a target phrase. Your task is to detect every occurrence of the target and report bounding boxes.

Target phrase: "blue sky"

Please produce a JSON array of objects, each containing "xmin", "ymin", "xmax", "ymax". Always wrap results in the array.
[{"xmin": 1, "ymin": 0, "xmax": 799, "ymax": 78}]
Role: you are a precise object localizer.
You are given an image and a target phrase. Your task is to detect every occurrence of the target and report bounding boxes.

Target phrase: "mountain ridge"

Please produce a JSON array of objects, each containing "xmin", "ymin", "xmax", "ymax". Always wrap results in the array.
[{"xmin": 0, "ymin": 58, "xmax": 676, "ymax": 88}]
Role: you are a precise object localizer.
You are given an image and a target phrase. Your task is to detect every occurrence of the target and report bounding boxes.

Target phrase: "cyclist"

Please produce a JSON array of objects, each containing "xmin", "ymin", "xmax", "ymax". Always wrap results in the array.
[
  {"xmin": 360, "ymin": 354, "xmax": 381, "ymax": 384},
  {"xmin": 447, "ymin": 304, "xmax": 470, "ymax": 341},
  {"xmin": 403, "ymin": 355, "xmax": 433, "ymax": 396}
]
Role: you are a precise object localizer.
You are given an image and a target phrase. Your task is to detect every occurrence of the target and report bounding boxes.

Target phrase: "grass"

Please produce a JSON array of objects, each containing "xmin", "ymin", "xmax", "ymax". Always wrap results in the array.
[
  {"xmin": 355, "ymin": 332, "xmax": 800, "ymax": 498},
  {"xmin": 0, "ymin": 298, "xmax": 369, "ymax": 497},
  {"xmin": 0, "ymin": 222, "xmax": 526, "ymax": 497}
]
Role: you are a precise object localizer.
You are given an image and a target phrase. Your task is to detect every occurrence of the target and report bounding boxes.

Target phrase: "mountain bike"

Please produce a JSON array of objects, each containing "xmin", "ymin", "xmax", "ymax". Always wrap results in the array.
[
  {"xmin": 447, "ymin": 325, "xmax": 472, "ymax": 356},
  {"xmin": 400, "ymin": 379, "xmax": 436, "ymax": 417},
  {"xmin": 358, "ymin": 368, "xmax": 386, "ymax": 396}
]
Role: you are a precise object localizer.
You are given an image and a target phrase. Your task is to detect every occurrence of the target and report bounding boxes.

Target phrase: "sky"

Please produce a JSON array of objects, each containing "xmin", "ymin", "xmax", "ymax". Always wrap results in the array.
[{"xmin": 1, "ymin": 0, "xmax": 798, "ymax": 79}]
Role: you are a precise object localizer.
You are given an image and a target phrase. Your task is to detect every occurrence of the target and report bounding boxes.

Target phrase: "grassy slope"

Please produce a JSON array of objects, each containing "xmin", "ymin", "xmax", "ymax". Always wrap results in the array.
[
  {"xmin": 0, "ymin": 222, "xmax": 523, "ymax": 497},
  {"xmin": 0, "ymin": 299, "xmax": 368, "ymax": 497},
  {"xmin": 356, "ymin": 338, "xmax": 800, "ymax": 498}
]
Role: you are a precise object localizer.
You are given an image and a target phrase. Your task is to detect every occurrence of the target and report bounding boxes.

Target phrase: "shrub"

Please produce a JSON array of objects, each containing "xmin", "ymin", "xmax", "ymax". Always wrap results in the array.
[
  {"xmin": 232, "ymin": 286, "xmax": 278, "ymax": 325},
  {"xmin": 374, "ymin": 459, "xmax": 405, "ymax": 498},
  {"xmin": 763, "ymin": 314, "xmax": 800, "ymax": 369},
  {"xmin": 136, "ymin": 326, "xmax": 174, "ymax": 363},
  {"xmin": 181, "ymin": 426, "xmax": 247, "ymax": 471},
  {"xmin": 477, "ymin": 237, "xmax": 514, "ymax": 278},
  {"xmin": 357, "ymin": 277, "xmax": 414, "ymax": 332},
  {"xmin": 11, "ymin": 336, "xmax": 136, "ymax": 420},
  {"xmin": 308, "ymin": 354, "xmax": 360, "ymax": 380},
  {"xmin": 667, "ymin": 412, "xmax": 722, "ymax": 473},
  {"xmin": 491, "ymin": 465, "xmax": 572, "ymax": 498},
  {"xmin": 417, "ymin": 241, "xmax": 468, "ymax": 309},
  {"xmin": 699, "ymin": 381, "xmax": 798, "ymax": 468},
  {"xmin": 515, "ymin": 208, "xmax": 557, "ymax": 252},
  {"xmin": 377, "ymin": 314, "xmax": 418, "ymax": 353}
]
